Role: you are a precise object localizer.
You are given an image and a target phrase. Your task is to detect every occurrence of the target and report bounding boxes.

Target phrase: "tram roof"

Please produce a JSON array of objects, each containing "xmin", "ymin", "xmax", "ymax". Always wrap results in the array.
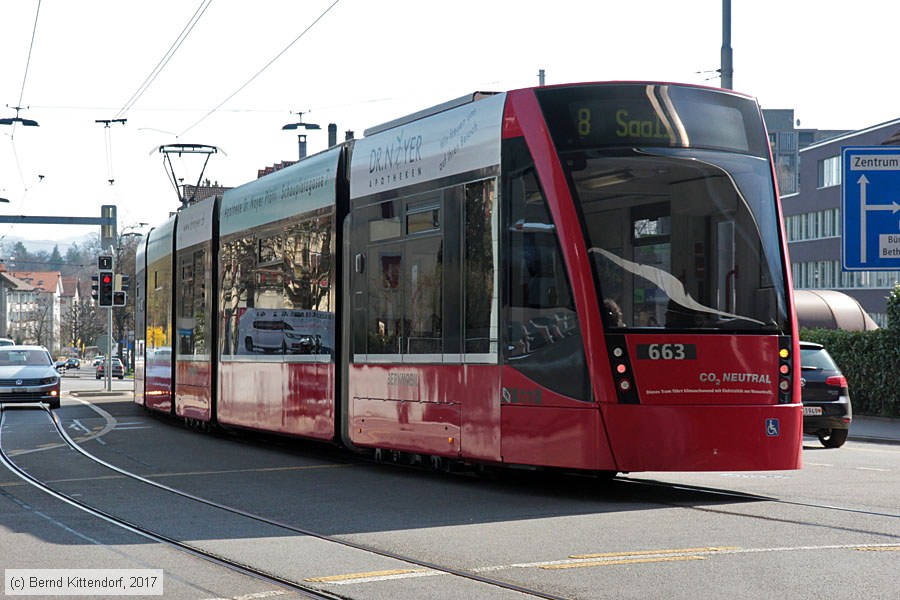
[{"xmin": 364, "ymin": 91, "xmax": 499, "ymax": 137}]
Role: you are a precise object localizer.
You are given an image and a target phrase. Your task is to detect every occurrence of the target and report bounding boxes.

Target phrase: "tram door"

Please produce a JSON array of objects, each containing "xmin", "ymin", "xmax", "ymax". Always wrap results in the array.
[{"xmin": 500, "ymin": 166, "xmax": 595, "ymax": 469}]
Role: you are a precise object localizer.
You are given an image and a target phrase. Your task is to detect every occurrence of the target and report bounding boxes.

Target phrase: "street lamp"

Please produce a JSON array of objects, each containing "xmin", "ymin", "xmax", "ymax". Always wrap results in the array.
[
  {"xmin": 0, "ymin": 106, "xmax": 39, "ymax": 127},
  {"xmin": 282, "ymin": 112, "xmax": 320, "ymax": 159}
]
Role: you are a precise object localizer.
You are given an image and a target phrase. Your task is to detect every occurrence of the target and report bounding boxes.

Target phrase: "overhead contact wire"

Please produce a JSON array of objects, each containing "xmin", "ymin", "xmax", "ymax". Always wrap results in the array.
[
  {"xmin": 115, "ymin": 0, "xmax": 214, "ymax": 120},
  {"xmin": 178, "ymin": 0, "xmax": 342, "ymax": 138}
]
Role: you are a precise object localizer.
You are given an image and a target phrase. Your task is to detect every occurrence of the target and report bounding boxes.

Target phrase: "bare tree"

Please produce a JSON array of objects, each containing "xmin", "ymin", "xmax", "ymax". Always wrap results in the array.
[{"xmin": 60, "ymin": 297, "xmax": 105, "ymax": 355}]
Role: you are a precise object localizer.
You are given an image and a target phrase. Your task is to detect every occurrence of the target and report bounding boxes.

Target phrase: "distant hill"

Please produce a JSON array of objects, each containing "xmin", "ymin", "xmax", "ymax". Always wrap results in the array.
[{"xmin": 1, "ymin": 232, "xmax": 96, "ymax": 254}]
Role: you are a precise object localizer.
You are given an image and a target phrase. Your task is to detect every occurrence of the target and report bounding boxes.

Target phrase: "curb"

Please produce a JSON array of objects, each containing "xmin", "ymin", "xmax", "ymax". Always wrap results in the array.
[
  {"xmin": 68, "ymin": 391, "xmax": 133, "ymax": 398},
  {"xmin": 848, "ymin": 433, "xmax": 900, "ymax": 446}
]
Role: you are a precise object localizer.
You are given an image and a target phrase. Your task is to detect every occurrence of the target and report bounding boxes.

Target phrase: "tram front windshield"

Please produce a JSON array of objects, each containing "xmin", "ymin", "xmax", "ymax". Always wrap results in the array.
[{"xmin": 537, "ymin": 84, "xmax": 789, "ymax": 333}]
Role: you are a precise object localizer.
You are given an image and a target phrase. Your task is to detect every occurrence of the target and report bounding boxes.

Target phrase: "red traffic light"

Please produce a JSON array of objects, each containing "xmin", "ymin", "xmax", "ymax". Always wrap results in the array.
[{"xmin": 98, "ymin": 270, "xmax": 115, "ymax": 306}]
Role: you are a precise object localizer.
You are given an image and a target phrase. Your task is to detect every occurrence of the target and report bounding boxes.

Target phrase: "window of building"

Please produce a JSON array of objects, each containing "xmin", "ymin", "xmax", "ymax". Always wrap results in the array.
[
  {"xmin": 784, "ymin": 208, "xmax": 842, "ymax": 242},
  {"xmin": 818, "ymin": 155, "xmax": 841, "ymax": 188}
]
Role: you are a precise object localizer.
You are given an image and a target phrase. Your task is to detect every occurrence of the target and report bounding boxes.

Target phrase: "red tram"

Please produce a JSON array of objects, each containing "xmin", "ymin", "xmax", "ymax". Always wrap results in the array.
[{"xmin": 135, "ymin": 82, "xmax": 803, "ymax": 473}]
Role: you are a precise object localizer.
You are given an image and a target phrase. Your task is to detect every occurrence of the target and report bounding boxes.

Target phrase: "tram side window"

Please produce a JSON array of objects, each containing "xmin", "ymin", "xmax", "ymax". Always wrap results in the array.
[
  {"xmin": 464, "ymin": 179, "xmax": 497, "ymax": 354},
  {"xmin": 177, "ymin": 249, "xmax": 209, "ymax": 357},
  {"xmin": 147, "ymin": 260, "xmax": 172, "ymax": 353},
  {"xmin": 505, "ymin": 168, "xmax": 588, "ymax": 401},
  {"xmin": 364, "ymin": 196, "xmax": 445, "ymax": 357},
  {"xmin": 282, "ymin": 211, "xmax": 336, "ymax": 355},
  {"xmin": 364, "ymin": 200, "xmax": 402, "ymax": 355},
  {"xmin": 368, "ymin": 249, "xmax": 403, "ymax": 354},
  {"xmin": 283, "ymin": 212, "xmax": 334, "ymax": 313},
  {"xmin": 219, "ymin": 235, "xmax": 255, "ymax": 357},
  {"xmin": 178, "ymin": 253, "xmax": 195, "ymax": 355},
  {"xmin": 404, "ymin": 206, "xmax": 442, "ymax": 355}
]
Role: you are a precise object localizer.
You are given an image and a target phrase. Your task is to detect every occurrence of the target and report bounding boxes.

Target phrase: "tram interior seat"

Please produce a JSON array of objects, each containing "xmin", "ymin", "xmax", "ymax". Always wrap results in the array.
[
  {"xmin": 508, "ymin": 322, "xmax": 532, "ymax": 355},
  {"xmin": 509, "ymin": 312, "xmax": 580, "ymax": 357}
]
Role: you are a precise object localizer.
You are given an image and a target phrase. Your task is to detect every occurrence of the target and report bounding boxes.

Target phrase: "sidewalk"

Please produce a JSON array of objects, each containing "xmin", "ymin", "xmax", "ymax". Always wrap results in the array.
[{"xmin": 848, "ymin": 415, "xmax": 900, "ymax": 445}]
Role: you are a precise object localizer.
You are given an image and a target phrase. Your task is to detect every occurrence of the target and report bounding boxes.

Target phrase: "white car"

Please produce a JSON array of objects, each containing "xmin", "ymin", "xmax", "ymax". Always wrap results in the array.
[{"xmin": 0, "ymin": 345, "xmax": 61, "ymax": 409}]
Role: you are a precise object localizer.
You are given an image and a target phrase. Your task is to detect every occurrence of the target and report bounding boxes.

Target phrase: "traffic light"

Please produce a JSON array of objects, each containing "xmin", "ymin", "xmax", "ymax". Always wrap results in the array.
[
  {"xmin": 98, "ymin": 271, "xmax": 114, "ymax": 307},
  {"xmin": 98, "ymin": 255, "xmax": 113, "ymax": 270},
  {"xmin": 91, "ymin": 275, "xmax": 100, "ymax": 301},
  {"xmin": 113, "ymin": 291, "xmax": 127, "ymax": 307},
  {"xmin": 115, "ymin": 274, "xmax": 129, "ymax": 292}
]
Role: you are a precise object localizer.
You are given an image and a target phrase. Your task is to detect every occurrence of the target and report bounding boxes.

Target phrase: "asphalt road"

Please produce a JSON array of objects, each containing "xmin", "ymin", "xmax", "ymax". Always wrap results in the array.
[{"xmin": 1, "ymin": 380, "xmax": 898, "ymax": 600}]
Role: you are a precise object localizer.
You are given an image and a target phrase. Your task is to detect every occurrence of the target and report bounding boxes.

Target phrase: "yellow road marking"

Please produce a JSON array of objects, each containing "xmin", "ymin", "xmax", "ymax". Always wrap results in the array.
[
  {"xmin": 570, "ymin": 546, "xmax": 738, "ymax": 559},
  {"xmin": 542, "ymin": 556, "xmax": 705, "ymax": 569},
  {"xmin": 305, "ymin": 569, "xmax": 428, "ymax": 582},
  {"xmin": 855, "ymin": 546, "xmax": 900, "ymax": 552}
]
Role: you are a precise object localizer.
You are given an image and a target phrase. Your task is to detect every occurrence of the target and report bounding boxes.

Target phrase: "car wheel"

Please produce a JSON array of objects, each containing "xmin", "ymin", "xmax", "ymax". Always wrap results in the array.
[
  {"xmin": 118, "ymin": 375, "xmax": 124, "ymax": 379},
  {"xmin": 818, "ymin": 428, "xmax": 849, "ymax": 448},
  {"xmin": 47, "ymin": 398, "xmax": 60, "ymax": 409}
]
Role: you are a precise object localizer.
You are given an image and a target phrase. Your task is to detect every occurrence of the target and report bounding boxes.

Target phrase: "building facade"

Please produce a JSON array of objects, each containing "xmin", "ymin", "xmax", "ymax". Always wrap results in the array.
[
  {"xmin": 782, "ymin": 118, "xmax": 900, "ymax": 326},
  {"xmin": 7, "ymin": 271, "xmax": 63, "ymax": 355},
  {"xmin": 763, "ymin": 109, "xmax": 849, "ymax": 196}
]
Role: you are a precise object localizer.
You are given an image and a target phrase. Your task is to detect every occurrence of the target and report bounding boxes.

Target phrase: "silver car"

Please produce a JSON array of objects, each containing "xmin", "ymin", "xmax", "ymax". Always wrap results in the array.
[{"xmin": 0, "ymin": 346, "xmax": 61, "ymax": 409}]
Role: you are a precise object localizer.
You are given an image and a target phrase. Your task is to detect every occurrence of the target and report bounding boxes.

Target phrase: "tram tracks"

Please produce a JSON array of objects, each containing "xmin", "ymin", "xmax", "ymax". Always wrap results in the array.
[
  {"xmin": 608, "ymin": 475, "xmax": 900, "ymax": 549},
  {"xmin": 0, "ymin": 404, "xmax": 570, "ymax": 600},
  {"xmin": 615, "ymin": 475, "xmax": 900, "ymax": 522}
]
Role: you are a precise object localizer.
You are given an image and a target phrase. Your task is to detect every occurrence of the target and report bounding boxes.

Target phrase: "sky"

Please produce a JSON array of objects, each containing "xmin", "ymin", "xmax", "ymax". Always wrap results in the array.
[{"xmin": 1, "ymin": 0, "xmax": 898, "ymax": 252}]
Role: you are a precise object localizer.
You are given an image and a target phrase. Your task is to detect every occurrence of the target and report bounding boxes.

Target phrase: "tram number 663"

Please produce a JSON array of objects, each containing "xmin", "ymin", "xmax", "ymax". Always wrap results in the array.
[{"xmin": 636, "ymin": 343, "xmax": 697, "ymax": 360}]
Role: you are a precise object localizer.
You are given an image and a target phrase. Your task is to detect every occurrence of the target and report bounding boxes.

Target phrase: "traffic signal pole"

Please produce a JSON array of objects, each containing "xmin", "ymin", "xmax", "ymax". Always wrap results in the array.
[
  {"xmin": 106, "ymin": 307, "xmax": 113, "ymax": 391},
  {"xmin": 96, "ymin": 254, "xmax": 117, "ymax": 391}
]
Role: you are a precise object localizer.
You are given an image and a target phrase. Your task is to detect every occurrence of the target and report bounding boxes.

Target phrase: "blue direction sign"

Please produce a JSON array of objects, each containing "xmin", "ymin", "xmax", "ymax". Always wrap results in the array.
[{"xmin": 842, "ymin": 146, "xmax": 900, "ymax": 270}]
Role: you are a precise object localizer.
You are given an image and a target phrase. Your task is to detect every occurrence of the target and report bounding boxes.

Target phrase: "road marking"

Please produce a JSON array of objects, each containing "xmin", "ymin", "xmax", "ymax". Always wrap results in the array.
[
  {"xmin": 570, "ymin": 546, "xmax": 738, "ymax": 559},
  {"xmin": 483, "ymin": 543, "xmax": 900, "ymax": 574},
  {"xmin": 290, "ymin": 542, "xmax": 900, "ymax": 585},
  {"xmin": 855, "ymin": 467, "xmax": 890, "ymax": 472},
  {"xmin": 67, "ymin": 396, "xmax": 119, "ymax": 440},
  {"xmin": 541, "ymin": 556, "xmax": 705, "ymax": 569},
  {"xmin": 305, "ymin": 569, "xmax": 431, "ymax": 583},
  {"xmin": 71, "ymin": 419, "xmax": 92, "ymax": 435},
  {"xmin": 201, "ymin": 591, "xmax": 287, "ymax": 600}
]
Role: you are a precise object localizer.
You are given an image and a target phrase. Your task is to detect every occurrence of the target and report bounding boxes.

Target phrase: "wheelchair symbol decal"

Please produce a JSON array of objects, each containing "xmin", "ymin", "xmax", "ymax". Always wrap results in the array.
[{"xmin": 765, "ymin": 418, "xmax": 780, "ymax": 437}]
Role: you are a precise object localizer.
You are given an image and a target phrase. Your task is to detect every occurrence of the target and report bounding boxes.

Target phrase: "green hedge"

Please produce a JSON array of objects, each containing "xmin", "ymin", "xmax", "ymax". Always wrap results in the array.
[
  {"xmin": 798, "ymin": 327, "xmax": 898, "ymax": 418},
  {"xmin": 798, "ymin": 283, "xmax": 900, "ymax": 418}
]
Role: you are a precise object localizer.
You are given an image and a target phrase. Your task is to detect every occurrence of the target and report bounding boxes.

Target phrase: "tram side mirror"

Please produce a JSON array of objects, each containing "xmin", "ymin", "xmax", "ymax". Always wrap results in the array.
[{"xmin": 355, "ymin": 253, "xmax": 366, "ymax": 274}]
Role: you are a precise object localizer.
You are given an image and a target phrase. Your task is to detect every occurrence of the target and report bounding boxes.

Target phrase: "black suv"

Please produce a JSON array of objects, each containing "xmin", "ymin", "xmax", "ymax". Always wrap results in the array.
[{"xmin": 800, "ymin": 341, "xmax": 852, "ymax": 448}]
